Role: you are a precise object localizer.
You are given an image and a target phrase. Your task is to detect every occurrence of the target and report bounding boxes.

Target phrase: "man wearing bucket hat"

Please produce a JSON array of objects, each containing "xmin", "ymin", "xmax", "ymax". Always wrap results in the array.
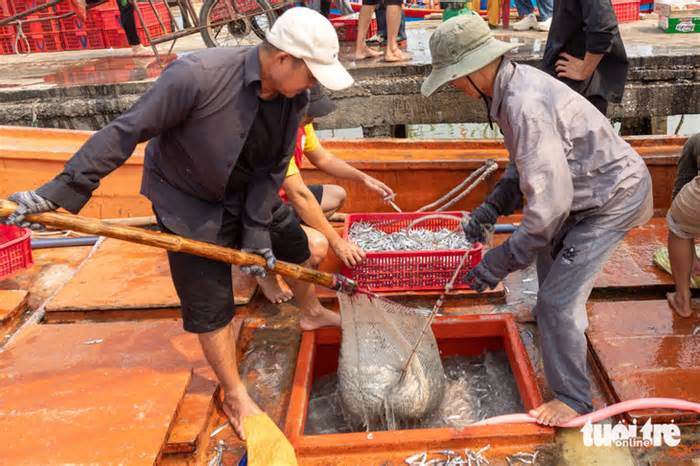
[
  {"xmin": 4, "ymin": 7, "xmax": 354, "ymax": 440},
  {"xmin": 422, "ymin": 15, "xmax": 653, "ymax": 426}
]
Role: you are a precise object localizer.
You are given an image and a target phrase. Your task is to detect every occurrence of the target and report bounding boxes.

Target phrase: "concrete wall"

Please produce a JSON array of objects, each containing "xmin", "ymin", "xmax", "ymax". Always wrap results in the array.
[{"xmin": 0, "ymin": 54, "xmax": 698, "ymax": 131}]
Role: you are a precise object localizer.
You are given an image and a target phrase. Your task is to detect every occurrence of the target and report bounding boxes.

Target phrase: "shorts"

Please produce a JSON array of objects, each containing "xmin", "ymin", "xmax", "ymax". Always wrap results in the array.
[
  {"xmin": 668, "ymin": 175, "xmax": 700, "ymax": 240},
  {"xmin": 157, "ymin": 200, "xmax": 311, "ymax": 334},
  {"xmin": 362, "ymin": 0, "xmax": 403, "ymax": 6},
  {"xmin": 307, "ymin": 184, "xmax": 324, "ymax": 205}
]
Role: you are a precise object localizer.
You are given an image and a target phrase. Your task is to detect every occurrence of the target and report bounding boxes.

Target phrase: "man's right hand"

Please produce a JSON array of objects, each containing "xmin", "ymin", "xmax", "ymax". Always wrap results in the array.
[
  {"xmin": 331, "ymin": 238, "xmax": 366, "ymax": 268},
  {"xmin": 4, "ymin": 191, "xmax": 58, "ymax": 229},
  {"xmin": 462, "ymin": 202, "xmax": 499, "ymax": 244}
]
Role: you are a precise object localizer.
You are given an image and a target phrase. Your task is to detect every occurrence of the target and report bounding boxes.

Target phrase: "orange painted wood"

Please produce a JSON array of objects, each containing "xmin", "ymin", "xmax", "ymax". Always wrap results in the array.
[
  {"xmin": 0, "ymin": 320, "xmax": 207, "ymax": 465},
  {"xmin": 163, "ymin": 367, "xmax": 219, "ymax": 454},
  {"xmin": 587, "ymin": 300, "xmax": 700, "ymax": 424},
  {"xmin": 285, "ymin": 313, "xmax": 552, "ymax": 460},
  {"xmin": 46, "ymin": 238, "xmax": 257, "ymax": 317},
  {"xmin": 0, "ymin": 289, "xmax": 28, "ymax": 323},
  {"xmin": 0, "ymin": 126, "xmax": 687, "ymax": 219}
]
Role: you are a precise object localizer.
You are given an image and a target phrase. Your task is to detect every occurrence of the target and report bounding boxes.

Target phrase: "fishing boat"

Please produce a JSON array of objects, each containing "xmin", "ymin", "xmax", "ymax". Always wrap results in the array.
[{"xmin": 0, "ymin": 125, "xmax": 697, "ymax": 465}]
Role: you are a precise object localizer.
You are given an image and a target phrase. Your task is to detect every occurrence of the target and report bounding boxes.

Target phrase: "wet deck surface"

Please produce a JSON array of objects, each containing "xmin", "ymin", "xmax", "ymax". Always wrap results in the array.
[
  {"xmin": 0, "ymin": 18, "xmax": 697, "ymax": 91},
  {"xmin": 45, "ymin": 238, "xmax": 257, "ymax": 322},
  {"xmin": 0, "ymin": 217, "xmax": 698, "ymax": 464}
]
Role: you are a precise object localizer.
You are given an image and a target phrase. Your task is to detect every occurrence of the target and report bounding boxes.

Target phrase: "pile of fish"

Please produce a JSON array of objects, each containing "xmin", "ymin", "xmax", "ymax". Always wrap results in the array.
[
  {"xmin": 348, "ymin": 222, "xmax": 471, "ymax": 252},
  {"xmin": 404, "ymin": 448, "xmax": 540, "ymax": 465}
]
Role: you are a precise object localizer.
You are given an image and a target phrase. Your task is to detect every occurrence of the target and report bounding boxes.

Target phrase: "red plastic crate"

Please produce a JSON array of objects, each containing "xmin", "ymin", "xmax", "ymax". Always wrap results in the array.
[
  {"xmin": 341, "ymin": 211, "xmax": 483, "ymax": 293},
  {"xmin": 14, "ymin": 30, "xmax": 62, "ymax": 52},
  {"xmin": 613, "ymin": 0, "xmax": 640, "ymax": 22},
  {"xmin": 0, "ymin": 30, "xmax": 14, "ymax": 54},
  {"xmin": 0, "ymin": 225, "xmax": 33, "ymax": 280},
  {"xmin": 331, "ymin": 14, "xmax": 377, "ymax": 42},
  {"xmin": 61, "ymin": 28, "xmax": 104, "ymax": 49},
  {"xmin": 102, "ymin": 26, "xmax": 129, "ymax": 47}
]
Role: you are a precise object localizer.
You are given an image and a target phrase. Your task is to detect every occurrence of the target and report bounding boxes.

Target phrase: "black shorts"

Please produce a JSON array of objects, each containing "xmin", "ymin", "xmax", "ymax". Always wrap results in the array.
[
  {"xmin": 157, "ymin": 201, "xmax": 310, "ymax": 334},
  {"xmin": 363, "ymin": 0, "xmax": 403, "ymax": 6}
]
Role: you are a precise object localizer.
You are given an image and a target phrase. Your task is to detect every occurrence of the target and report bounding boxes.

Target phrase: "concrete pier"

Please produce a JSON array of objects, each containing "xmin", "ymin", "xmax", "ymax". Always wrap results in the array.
[{"xmin": 0, "ymin": 18, "xmax": 697, "ymax": 131}]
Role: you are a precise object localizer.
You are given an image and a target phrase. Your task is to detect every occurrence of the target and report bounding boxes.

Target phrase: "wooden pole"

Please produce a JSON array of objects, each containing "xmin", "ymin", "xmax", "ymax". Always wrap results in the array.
[{"xmin": 0, "ymin": 200, "xmax": 348, "ymax": 292}]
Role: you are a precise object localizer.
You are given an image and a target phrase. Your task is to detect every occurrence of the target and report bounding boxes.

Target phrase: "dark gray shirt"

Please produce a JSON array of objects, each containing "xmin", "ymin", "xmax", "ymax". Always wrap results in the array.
[
  {"xmin": 673, "ymin": 134, "xmax": 700, "ymax": 199},
  {"xmin": 37, "ymin": 46, "xmax": 308, "ymax": 250},
  {"xmin": 541, "ymin": 0, "xmax": 629, "ymax": 103}
]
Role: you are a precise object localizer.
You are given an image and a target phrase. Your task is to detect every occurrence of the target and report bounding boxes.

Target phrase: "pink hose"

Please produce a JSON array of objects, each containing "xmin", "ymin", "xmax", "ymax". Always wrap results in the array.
[{"xmin": 471, "ymin": 398, "xmax": 700, "ymax": 428}]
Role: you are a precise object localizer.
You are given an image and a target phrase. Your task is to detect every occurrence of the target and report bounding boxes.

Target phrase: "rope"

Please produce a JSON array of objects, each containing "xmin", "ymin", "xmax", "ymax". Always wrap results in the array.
[
  {"xmin": 415, "ymin": 159, "xmax": 497, "ymax": 212},
  {"xmin": 396, "ymin": 249, "xmax": 472, "ymax": 383},
  {"xmin": 14, "ymin": 20, "xmax": 29, "ymax": 55}
]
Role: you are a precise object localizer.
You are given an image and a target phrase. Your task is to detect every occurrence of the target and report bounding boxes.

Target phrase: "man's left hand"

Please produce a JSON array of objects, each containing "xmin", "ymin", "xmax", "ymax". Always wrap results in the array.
[
  {"xmin": 555, "ymin": 53, "xmax": 590, "ymax": 81},
  {"xmin": 465, "ymin": 245, "xmax": 513, "ymax": 292},
  {"xmin": 240, "ymin": 248, "xmax": 276, "ymax": 277}
]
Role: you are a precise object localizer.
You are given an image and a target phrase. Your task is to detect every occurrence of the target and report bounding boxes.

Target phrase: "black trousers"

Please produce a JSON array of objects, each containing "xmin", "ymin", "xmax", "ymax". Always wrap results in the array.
[
  {"xmin": 587, "ymin": 95, "xmax": 609, "ymax": 117},
  {"xmin": 158, "ymin": 199, "xmax": 311, "ymax": 334},
  {"xmin": 117, "ymin": 0, "xmax": 141, "ymax": 46}
]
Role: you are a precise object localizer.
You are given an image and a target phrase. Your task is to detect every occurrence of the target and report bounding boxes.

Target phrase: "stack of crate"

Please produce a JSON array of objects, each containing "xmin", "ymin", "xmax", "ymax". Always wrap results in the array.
[{"xmin": 0, "ymin": 0, "xmax": 172, "ymax": 54}]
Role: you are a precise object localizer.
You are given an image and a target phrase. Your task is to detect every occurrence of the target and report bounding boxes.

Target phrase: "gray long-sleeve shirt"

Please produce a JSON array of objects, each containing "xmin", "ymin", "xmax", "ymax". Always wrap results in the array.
[
  {"xmin": 36, "ymin": 46, "xmax": 307, "ymax": 250},
  {"xmin": 489, "ymin": 59, "xmax": 651, "ymax": 270}
]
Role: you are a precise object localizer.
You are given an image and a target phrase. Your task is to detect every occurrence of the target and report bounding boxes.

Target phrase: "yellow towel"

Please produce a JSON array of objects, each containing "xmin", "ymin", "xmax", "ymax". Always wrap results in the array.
[
  {"xmin": 653, "ymin": 246, "xmax": 700, "ymax": 288},
  {"xmin": 243, "ymin": 413, "xmax": 298, "ymax": 466}
]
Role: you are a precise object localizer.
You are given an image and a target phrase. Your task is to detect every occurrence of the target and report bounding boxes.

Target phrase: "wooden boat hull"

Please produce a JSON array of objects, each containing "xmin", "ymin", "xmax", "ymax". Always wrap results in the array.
[{"xmin": 0, "ymin": 126, "xmax": 687, "ymax": 219}]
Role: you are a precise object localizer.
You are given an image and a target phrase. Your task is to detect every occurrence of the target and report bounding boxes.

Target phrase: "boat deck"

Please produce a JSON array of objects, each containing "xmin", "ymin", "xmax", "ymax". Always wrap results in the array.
[{"xmin": 1, "ymin": 222, "xmax": 699, "ymax": 464}]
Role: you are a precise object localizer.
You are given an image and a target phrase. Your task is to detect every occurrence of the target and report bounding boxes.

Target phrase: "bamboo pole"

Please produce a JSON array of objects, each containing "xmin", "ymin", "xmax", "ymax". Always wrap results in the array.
[{"xmin": 0, "ymin": 200, "xmax": 355, "ymax": 293}]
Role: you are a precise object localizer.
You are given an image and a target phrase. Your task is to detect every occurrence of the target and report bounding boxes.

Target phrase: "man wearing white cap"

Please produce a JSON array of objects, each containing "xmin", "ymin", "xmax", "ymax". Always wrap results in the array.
[
  {"xmin": 4, "ymin": 7, "xmax": 353, "ymax": 439},
  {"xmin": 422, "ymin": 15, "xmax": 652, "ymax": 426}
]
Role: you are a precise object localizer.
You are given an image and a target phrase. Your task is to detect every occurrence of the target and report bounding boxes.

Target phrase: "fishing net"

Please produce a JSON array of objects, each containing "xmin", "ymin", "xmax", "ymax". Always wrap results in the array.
[{"xmin": 337, "ymin": 292, "xmax": 446, "ymax": 430}]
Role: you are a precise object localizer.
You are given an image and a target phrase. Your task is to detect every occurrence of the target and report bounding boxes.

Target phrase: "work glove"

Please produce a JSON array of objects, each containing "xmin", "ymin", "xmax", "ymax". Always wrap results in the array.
[
  {"xmin": 465, "ymin": 243, "xmax": 515, "ymax": 292},
  {"xmin": 462, "ymin": 202, "xmax": 499, "ymax": 244},
  {"xmin": 240, "ymin": 248, "xmax": 276, "ymax": 278},
  {"xmin": 4, "ymin": 191, "xmax": 58, "ymax": 230}
]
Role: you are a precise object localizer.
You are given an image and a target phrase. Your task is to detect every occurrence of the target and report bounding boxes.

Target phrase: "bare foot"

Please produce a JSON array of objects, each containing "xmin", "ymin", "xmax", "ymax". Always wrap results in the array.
[
  {"xmin": 355, "ymin": 46, "xmax": 382, "ymax": 60},
  {"xmin": 384, "ymin": 48, "xmax": 411, "ymax": 62},
  {"xmin": 299, "ymin": 305, "xmax": 340, "ymax": 330},
  {"xmin": 667, "ymin": 291, "xmax": 693, "ymax": 318},
  {"xmin": 512, "ymin": 305, "xmax": 536, "ymax": 323},
  {"xmin": 256, "ymin": 274, "xmax": 293, "ymax": 304},
  {"xmin": 529, "ymin": 399, "xmax": 580, "ymax": 426},
  {"xmin": 221, "ymin": 388, "xmax": 263, "ymax": 441}
]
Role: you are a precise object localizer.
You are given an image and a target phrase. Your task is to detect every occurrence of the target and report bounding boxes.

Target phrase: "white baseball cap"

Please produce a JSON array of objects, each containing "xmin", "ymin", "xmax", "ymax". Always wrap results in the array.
[{"xmin": 266, "ymin": 7, "xmax": 354, "ymax": 91}]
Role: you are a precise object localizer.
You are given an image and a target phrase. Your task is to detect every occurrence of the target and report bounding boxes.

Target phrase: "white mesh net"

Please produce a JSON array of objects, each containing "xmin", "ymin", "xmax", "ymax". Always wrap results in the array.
[{"xmin": 337, "ymin": 292, "xmax": 446, "ymax": 430}]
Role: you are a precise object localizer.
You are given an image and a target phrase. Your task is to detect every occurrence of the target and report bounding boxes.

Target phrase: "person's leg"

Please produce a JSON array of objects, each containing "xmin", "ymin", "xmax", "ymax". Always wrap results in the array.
[
  {"xmin": 511, "ymin": 0, "xmax": 537, "ymax": 30},
  {"xmin": 530, "ymin": 223, "xmax": 627, "ymax": 426},
  {"xmin": 355, "ymin": 2, "xmax": 382, "ymax": 59},
  {"xmin": 375, "ymin": 2, "xmax": 387, "ymax": 41},
  {"xmin": 117, "ymin": 0, "xmax": 150, "ymax": 54},
  {"xmin": 536, "ymin": 0, "xmax": 553, "ymax": 20},
  {"xmin": 160, "ymin": 219, "xmax": 260, "ymax": 440},
  {"xmin": 302, "ymin": 225, "xmax": 330, "ymax": 266},
  {"xmin": 311, "ymin": 184, "xmax": 346, "ymax": 217},
  {"xmin": 384, "ymin": 3, "xmax": 410, "ymax": 61},
  {"xmin": 320, "ymin": 0, "xmax": 331, "ymax": 17},
  {"xmin": 269, "ymin": 203, "xmax": 340, "ymax": 329},
  {"xmin": 667, "ymin": 229, "xmax": 695, "ymax": 318}
]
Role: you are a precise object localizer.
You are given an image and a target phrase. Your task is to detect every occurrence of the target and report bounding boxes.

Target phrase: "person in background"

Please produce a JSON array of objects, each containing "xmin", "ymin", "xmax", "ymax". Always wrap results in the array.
[
  {"xmin": 116, "ymin": 0, "xmax": 153, "ymax": 55},
  {"xmin": 258, "ymin": 85, "xmax": 396, "ymax": 303},
  {"xmin": 368, "ymin": 0, "xmax": 407, "ymax": 48},
  {"xmin": 511, "ymin": 0, "xmax": 552, "ymax": 31},
  {"xmin": 666, "ymin": 134, "xmax": 700, "ymax": 318},
  {"xmin": 542, "ymin": 0, "xmax": 628, "ymax": 116},
  {"xmin": 355, "ymin": 0, "xmax": 410, "ymax": 61}
]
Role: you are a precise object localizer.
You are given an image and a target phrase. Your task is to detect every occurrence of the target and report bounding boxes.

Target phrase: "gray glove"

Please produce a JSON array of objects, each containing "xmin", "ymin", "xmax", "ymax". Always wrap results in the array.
[
  {"xmin": 465, "ymin": 243, "xmax": 516, "ymax": 292},
  {"xmin": 4, "ymin": 191, "xmax": 58, "ymax": 230},
  {"xmin": 462, "ymin": 203, "xmax": 498, "ymax": 244},
  {"xmin": 240, "ymin": 248, "xmax": 276, "ymax": 278}
]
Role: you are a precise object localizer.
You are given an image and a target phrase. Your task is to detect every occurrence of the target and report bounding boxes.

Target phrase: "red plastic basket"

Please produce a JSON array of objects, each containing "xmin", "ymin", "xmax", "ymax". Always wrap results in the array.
[
  {"xmin": 613, "ymin": 0, "xmax": 640, "ymax": 22},
  {"xmin": 341, "ymin": 211, "xmax": 482, "ymax": 293},
  {"xmin": 0, "ymin": 225, "xmax": 33, "ymax": 280},
  {"xmin": 331, "ymin": 14, "xmax": 377, "ymax": 42}
]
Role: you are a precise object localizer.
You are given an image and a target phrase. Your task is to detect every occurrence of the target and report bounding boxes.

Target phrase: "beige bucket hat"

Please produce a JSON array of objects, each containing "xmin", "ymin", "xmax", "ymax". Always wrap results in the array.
[{"xmin": 421, "ymin": 15, "xmax": 518, "ymax": 97}]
